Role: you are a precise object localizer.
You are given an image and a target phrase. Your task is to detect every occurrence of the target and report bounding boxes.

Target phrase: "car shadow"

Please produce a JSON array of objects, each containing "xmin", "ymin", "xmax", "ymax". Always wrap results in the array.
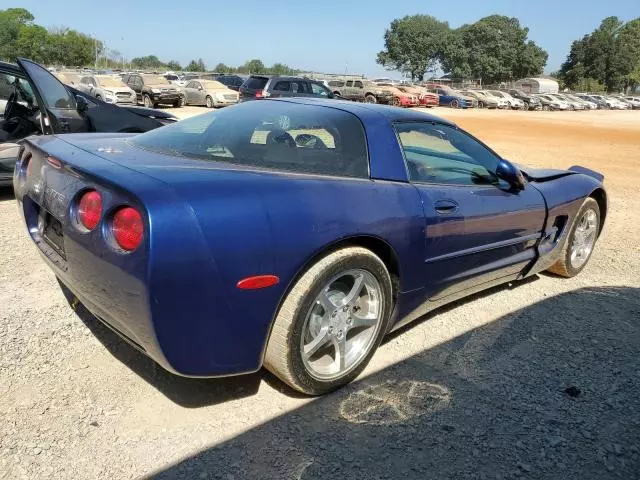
[
  {"xmin": 60, "ymin": 285, "xmax": 264, "ymax": 408},
  {"xmin": 0, "ymin": 186, "xmax": 15, "ymax": 201},
  {"xmin": 143, "ymin": 286, "xmax": 640, "ymax": 479}
]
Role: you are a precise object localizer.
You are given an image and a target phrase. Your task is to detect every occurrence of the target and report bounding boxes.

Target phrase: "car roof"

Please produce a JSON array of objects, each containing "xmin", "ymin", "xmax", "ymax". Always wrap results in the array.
[{"xmin": 270, "ymin": 97, "xmax": 456, "ymax": 126}]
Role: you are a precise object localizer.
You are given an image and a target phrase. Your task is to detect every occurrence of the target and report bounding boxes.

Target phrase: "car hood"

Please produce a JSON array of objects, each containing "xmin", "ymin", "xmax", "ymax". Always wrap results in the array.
[
  {"xmin": 103, "ymin": 86, "xmax": 134, "ymax": 94},
  {"xmin": 517, "ymin": 164, "xmax": 604, "ymax": 183}
]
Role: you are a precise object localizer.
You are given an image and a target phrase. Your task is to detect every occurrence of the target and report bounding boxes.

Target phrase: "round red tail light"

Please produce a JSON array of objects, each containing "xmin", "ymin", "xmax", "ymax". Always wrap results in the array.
[
  {"xmin": 112, "ymin": 207, "xmax": 143, "ymax": 251},
  {"xmin": 77, "ymin": 190, "xmax": 102, "ymax": 230}
]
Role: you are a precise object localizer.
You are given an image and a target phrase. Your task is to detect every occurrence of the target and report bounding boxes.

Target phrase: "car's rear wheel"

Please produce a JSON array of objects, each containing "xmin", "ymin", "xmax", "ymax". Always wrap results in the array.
[
  {"xmin": 143, "ymin": 95, "xmax": 153, "ymax": 108},
  {"xmin": 391, "ymin": 97, "xmax": 401, "ymax": 107},
  {"xmin": 478, "ymin": 101, "xmax": 485, "ymax": 108},
  {"xmin": 206, "ymin": 96, "xmax": 214, "ymax": 108},
  {"xmin": 450, "ymin": 99, "xmax": 459, "ymax": 108},
  {"xmin": 180, "ymin": 96, "xmax": 187, "ymax": 107},
  {"xmin": 542, "ymin": 105, "xmax": 550, "ymax": 111},
  {"xmin": 264, "ymin": 247, "xmax": 393, "ymax": 395},
  {"xmin": 365, "ymin": 94, "xmax": 377, "ymax": 104},
  {"xmin": 547, "ymin": 198, "xmax": 600, "ymax": 278}
]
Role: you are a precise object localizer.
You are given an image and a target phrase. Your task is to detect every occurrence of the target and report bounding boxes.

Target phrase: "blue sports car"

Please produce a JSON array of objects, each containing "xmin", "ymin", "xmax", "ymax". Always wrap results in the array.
[{"xmin": 13, "ymin": 98, "xmax": 607, "ymax": 395}]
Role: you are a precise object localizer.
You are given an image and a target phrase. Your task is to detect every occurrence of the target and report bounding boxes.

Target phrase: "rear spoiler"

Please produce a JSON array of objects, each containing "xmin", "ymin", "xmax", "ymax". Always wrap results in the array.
[{"xmin": 568, "ymin": 165, "xmax": 604, "ymax": 182}]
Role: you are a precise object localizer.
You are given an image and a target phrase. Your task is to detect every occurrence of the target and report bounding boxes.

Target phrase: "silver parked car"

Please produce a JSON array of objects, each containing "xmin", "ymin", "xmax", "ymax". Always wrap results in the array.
[
  {"xmin": 182, "ymin": 79, "xmax": 239, "ymax": 108},
  {"xmin": 77, "ymin": 75, "xmax": 137, "ymax": 105}
]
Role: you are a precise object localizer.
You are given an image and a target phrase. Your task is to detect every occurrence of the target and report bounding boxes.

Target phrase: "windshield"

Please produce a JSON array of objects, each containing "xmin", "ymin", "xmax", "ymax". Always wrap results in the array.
[
  {"xmin": 143, "ymin": 75, "xmax": 171, "ymax": 85},
  {"xmin": 130, "ymin": 101, "xmax": 369, "ymax": 178},
  {"xmin": 97, "ymin": 76, "xmax": 126, "ymax": 88}
]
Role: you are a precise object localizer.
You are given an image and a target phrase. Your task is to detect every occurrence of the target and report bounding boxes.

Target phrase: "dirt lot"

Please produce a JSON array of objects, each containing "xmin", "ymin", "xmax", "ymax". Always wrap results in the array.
[{"xmin": 1, "ymin": 108, "xmax": 639, "ymax": 480}]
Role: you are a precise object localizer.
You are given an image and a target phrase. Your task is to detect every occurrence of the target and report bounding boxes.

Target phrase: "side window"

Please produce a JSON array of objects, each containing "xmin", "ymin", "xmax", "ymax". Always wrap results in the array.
[
  {"xmin": 311, "ymin": 82, "xmax": 329, "ymax": 96},
  {"xmin": 395, "ymin": 122, "xmax": 501, "ymax": 186},
  {"xmin": 19, "ymin": 60, "xmax": 76, "ymax": 109},
  {"xmin": 185, "ymin": 81, "xmax": 194, "ymax": 89},
  {"xmin": 291, "ymin": 81, "xmax": 307, "ymax": 93},
  {"xmin": 328, "ymin": 81, "xmax": 344, "ymax": 87},
  {"xmin": 354, "ymin": 81, "xmax": 363, "ymax": 88},
  {"xmin": 274, "ymin": 81, "xmax": 290, "ymax": 92},
  {"xmin": 135, "ymin": 77, "xmax": 143, "ymax": 87},
  {"xmin": 90, "ymin": 78, "xmax": 97, "ymax": 87},
  {"xmin": 346, "ymin": 81, "xmax": 353, "ymax": 87}
]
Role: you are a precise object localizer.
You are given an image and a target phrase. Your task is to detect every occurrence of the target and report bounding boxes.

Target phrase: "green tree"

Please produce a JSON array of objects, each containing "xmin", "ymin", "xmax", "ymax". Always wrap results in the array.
[
  {"xmin": 244, "ymin": 59, "xmax": 265, "ymax": 74},
  {"xmin": 14, "ymin": 24, "xmax": 49, "ymax": 63},
  {"xmin": 559, "ymin": 17, "xmax": 640, "ymax": 91},
  {"xmin": 442, "ymin": 15, "xmax": 547, "ymax": 83},
  {"xmin": 185, "ymin": 58, "xmax": 206, "ymax": 71},
  {"xmin": 0, "ymin": 8, "xmax": 35, "ymax": 61},
  {"xmin": 130, "ymin": 55, "xmax": 165, "ymax": 69},
  {"xmin": 47, "ymin": 28, "xmax": 101, "ymax": 66},
  {"xmin": 213, "ymin": 63, "xmax": 230, "ymax": 73},
  {"xmin": 166, "ymin": 60, "xmax": 182, "ymax": 71},
  {"xmin": 269, "ymin": 62, "xmax": 290, "ymax": 75},
  {"xmin": 376, "ymin": 15, "xmax": 450, "ymax": 80}
]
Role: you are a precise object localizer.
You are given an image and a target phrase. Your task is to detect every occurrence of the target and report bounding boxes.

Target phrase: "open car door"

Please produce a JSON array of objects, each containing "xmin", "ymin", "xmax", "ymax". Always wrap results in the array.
[{"xmin": 17, "ymin": 58, "xmax": 88, "ymax": 135}]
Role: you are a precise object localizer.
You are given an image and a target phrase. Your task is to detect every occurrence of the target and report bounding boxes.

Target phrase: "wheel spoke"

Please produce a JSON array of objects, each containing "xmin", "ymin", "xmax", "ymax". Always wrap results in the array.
[
  {"xmin": 317, "ymin": 290, "xmax": 337, "ymax": 315},
  {"xmin": 341, "ymin": 275, "xmax": 364, "ymax": 306},
  {"xmin": 332, "ymin": 335, "xmax": 346, "ymax": 372},
  {"xmin": 350, "ymin": 310, "xmax": 377, "ymax": 329},
  {"xmin": 303, "ymin": 328, "xmax": 330, "ymax": 358}
]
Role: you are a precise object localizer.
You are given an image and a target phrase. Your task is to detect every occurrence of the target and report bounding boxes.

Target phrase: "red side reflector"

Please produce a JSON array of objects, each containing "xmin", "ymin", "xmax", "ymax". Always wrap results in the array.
[
  {"xmin": 237, "ymin": 275, "xmax": 280, "ymax": 290},
  {"xmin": 46, "ymin": 156, "xmax": 62, "ymax": 169}
]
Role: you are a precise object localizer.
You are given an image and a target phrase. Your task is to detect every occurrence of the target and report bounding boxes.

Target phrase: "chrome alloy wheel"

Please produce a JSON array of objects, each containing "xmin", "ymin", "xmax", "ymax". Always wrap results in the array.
[
  {"xmin": 570, "ymin": 208, "xmax": 598, "ymax": 269},
  {"xmin": 301, "ymin": 269, "xmax": 383, "ymax": 380}
]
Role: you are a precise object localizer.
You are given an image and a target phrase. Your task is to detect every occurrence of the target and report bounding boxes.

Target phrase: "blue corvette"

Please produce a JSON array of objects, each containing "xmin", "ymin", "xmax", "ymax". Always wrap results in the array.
[{"xmin": 14, "ymin": 98, "xmax": 606, "ymax": 394}]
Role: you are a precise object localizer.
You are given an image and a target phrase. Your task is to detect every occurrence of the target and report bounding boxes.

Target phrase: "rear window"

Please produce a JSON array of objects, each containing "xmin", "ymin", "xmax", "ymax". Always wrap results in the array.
[
  {"xmin": 130, "ymin": 101, "xmax": 369, "ymax": 178},
  {"xmin": 245, "ymin": 76, "xmax": 268, "ymax": 90}
]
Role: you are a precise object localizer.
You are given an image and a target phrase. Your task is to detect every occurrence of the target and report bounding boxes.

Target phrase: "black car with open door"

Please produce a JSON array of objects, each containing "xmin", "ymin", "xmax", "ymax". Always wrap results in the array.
[{"xmin": 0, "ymin": 58, "xmax": 177, "ymax": 186}]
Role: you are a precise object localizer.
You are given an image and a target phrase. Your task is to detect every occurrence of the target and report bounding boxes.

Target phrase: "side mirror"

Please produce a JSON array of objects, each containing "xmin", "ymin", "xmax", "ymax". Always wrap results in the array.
[
  {"xmin": 76, "ymin": 94, "xmax": 89, "ymax": 114},
  {"xmin": 496, "ymin": 159, "xmax": 526, "ymax": 191}
]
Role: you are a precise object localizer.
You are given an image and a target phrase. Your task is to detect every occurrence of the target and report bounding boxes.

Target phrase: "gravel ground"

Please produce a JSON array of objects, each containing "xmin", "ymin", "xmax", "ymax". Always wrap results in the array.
[{"xmin": 1, "ymin": 108, "xmax": 639, "ymax": 479}]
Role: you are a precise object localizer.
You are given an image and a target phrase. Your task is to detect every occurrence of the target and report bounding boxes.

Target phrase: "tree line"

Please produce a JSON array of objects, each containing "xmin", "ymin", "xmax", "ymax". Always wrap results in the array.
[
  {"xmin": 128, "ymin": 56, "xmax": 297, "ymax": 75},
  {"xmin": 376, "ymin": 14, "xmax": 548, "ymax": 84},
  {"xmin": 0, "ymin": 8, "xmax": 102, "ymax": 66},
  {"xmin": 557, "ymin": 17, "xmax": 640, "ymax": 93}
]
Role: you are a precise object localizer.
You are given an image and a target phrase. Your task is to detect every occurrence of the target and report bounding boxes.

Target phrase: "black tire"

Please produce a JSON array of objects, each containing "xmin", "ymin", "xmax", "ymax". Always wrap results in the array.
[
  {"xmin": 450, "ymin": 99, "xmax": 459, "ymax": 109},
  {"xmin": 180, "ymin": 96, "xmax": 187, "ymax": 107},
  {"xmin": 547, "ymin": 198, "xmax": 600, "ymax": 278},
  {"xmin": 143, "ymin": 94, "xmax": 153, "ymax": 108},
  {"xmin": 391, "ymin": 97, "xmax": 401, "ymax": 107},
  {"xmin": 478, "ymin": 101, "xmax": 485, "ymax": 109},
  {"xmin": 205, "ymin": 96, "xmax": 214, "ymax": 108},
  {"xmin": 173, "ymin": 100, "xmax": 181, "ymax": 108},
  {"xmin": 523, "ymin": 102, "xmax": 530, "ymax": 110},
  {"xmin": 364, "ymin": 94, "xmax": 377, "ymax": 104},
  {"xmin": 542, "ymin": 105, "xmax": 550, "ymax": 111},
  {"xmin": 263, "ymin": 247, "xmax": 393, "ymax": 395},
  {"xmin": 95, "ymin": 95, "xmax": 102, "ymax": 101}
]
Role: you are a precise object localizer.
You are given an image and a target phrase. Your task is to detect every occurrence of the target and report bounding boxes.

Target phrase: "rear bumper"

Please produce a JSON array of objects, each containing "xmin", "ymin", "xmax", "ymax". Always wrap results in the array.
[{"xmin": 152, "ymin": 93, "xmax": 183, "ymax": 104}]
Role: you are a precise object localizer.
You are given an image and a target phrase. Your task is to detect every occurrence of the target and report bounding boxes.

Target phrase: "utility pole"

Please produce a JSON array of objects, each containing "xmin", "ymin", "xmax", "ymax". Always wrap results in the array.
[{"xmin": 94, "ymin": 38, "xmax": 98, "ymax": 69}]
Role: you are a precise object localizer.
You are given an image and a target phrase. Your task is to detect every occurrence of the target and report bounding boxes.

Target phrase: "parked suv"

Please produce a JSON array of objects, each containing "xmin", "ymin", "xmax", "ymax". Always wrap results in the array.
[
  {"xmin": 213, "ymin": 74, "xmax": 246, "ymax": 92},
  {"xmin": 239, "ymin": 76, "xmax": 335, "ymax": 101},
  {"xmin": 325, "ymin": 80, "xmax": 365, "ymax": 101},
  {"xmin": 505, "ymin": 89, "xmax": 541, "ymax": 110},
  {"xmin": 77, "ymin": 75, "xmax": 137, "ymax": 105},
  {"xmin": 122, "ymin": 73, "xmax": 185, "ymax": 108}
]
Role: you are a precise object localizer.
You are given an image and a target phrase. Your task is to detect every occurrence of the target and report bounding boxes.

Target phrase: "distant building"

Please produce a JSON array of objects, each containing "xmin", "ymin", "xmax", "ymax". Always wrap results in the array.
[{"xmin": 514, "ymin": 77, "xmax": 559, "ymax": 94}]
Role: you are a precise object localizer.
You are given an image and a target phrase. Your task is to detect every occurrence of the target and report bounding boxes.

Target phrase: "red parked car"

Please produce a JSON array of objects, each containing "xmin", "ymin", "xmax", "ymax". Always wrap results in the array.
[{"xmin": 376, "ymin": 84, "xmax": 419, "ymax": 107}]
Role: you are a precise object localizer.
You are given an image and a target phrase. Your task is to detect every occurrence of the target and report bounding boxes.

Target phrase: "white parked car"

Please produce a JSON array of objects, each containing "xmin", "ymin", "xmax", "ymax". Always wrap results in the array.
[
  {"xmin": 536, "ymin": 94, "xmax": 570, "ymax": 111},
  {"xmin": 564, "ymin": 94, "xmax": 597, "ymax": 110},
  {"xmin": 77, "ymin": 75, "xmax": 137, "ymax": 105},
  {"xmin": 553, "ymin": 94, "xmax": 585, "ymax": 110},
  {"xmin": 481, "ymin": 90, "xmax": 511, "ymax": 109},
  {"xmin": 487, "ymin": 90, "xmax": 525, "ymax": 109},
  {"xmin": 164, "ymin": 73, "xmax": 187, "ymax": 87}
]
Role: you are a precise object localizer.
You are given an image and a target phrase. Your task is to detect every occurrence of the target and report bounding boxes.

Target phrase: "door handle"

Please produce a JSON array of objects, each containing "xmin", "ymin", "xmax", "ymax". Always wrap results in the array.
[{"xmin": 434, "ymin": 199, "xmax": 459, "ymax": 214}]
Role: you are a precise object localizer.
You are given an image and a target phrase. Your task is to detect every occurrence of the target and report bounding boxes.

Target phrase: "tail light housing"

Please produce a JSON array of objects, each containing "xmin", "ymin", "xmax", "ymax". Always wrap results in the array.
[
  {"xmin": 255, "ymin": 90, "xmax": 270, "ymax": 99},
  {"xmin": 112, "ymin": 207, "xmax": 143, "ymax": 251},
  {"xmin": 77, "ymin": 190, "xmax": 103, "ymax": 230}
]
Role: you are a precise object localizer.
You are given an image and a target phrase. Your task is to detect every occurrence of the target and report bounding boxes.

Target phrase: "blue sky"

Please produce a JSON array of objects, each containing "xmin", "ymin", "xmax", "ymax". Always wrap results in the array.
[{"xmin": 14, "ymin": 0, "xmax": 640, "ymax": 76}]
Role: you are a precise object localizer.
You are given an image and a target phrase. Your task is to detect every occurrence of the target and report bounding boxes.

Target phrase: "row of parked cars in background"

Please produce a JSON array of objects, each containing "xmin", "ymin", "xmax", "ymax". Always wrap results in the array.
[{"xmin": 53, "ymin": 69, "xmax": 640, "ymax": 112}]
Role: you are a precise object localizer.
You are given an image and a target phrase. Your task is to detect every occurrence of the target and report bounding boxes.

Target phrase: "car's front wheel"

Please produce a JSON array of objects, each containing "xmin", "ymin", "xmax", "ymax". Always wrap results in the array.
[
  {"xmin": 264, "ymin": 247, "xmax": 393, "ymax": 395},
  {"xmin": 206, "ymin": 96, "xmax": 214, "ymax": 108},
  {"xmin": 143, "ymin": 95, "xmax": 153, "ymax": 108},
  {"xmin": 548, "ymin": 197, "xmax": 600, "ymax": 278},
  {"xmin": 365, "ymin": 94, "xmax": 377, "ymax": 104}
]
